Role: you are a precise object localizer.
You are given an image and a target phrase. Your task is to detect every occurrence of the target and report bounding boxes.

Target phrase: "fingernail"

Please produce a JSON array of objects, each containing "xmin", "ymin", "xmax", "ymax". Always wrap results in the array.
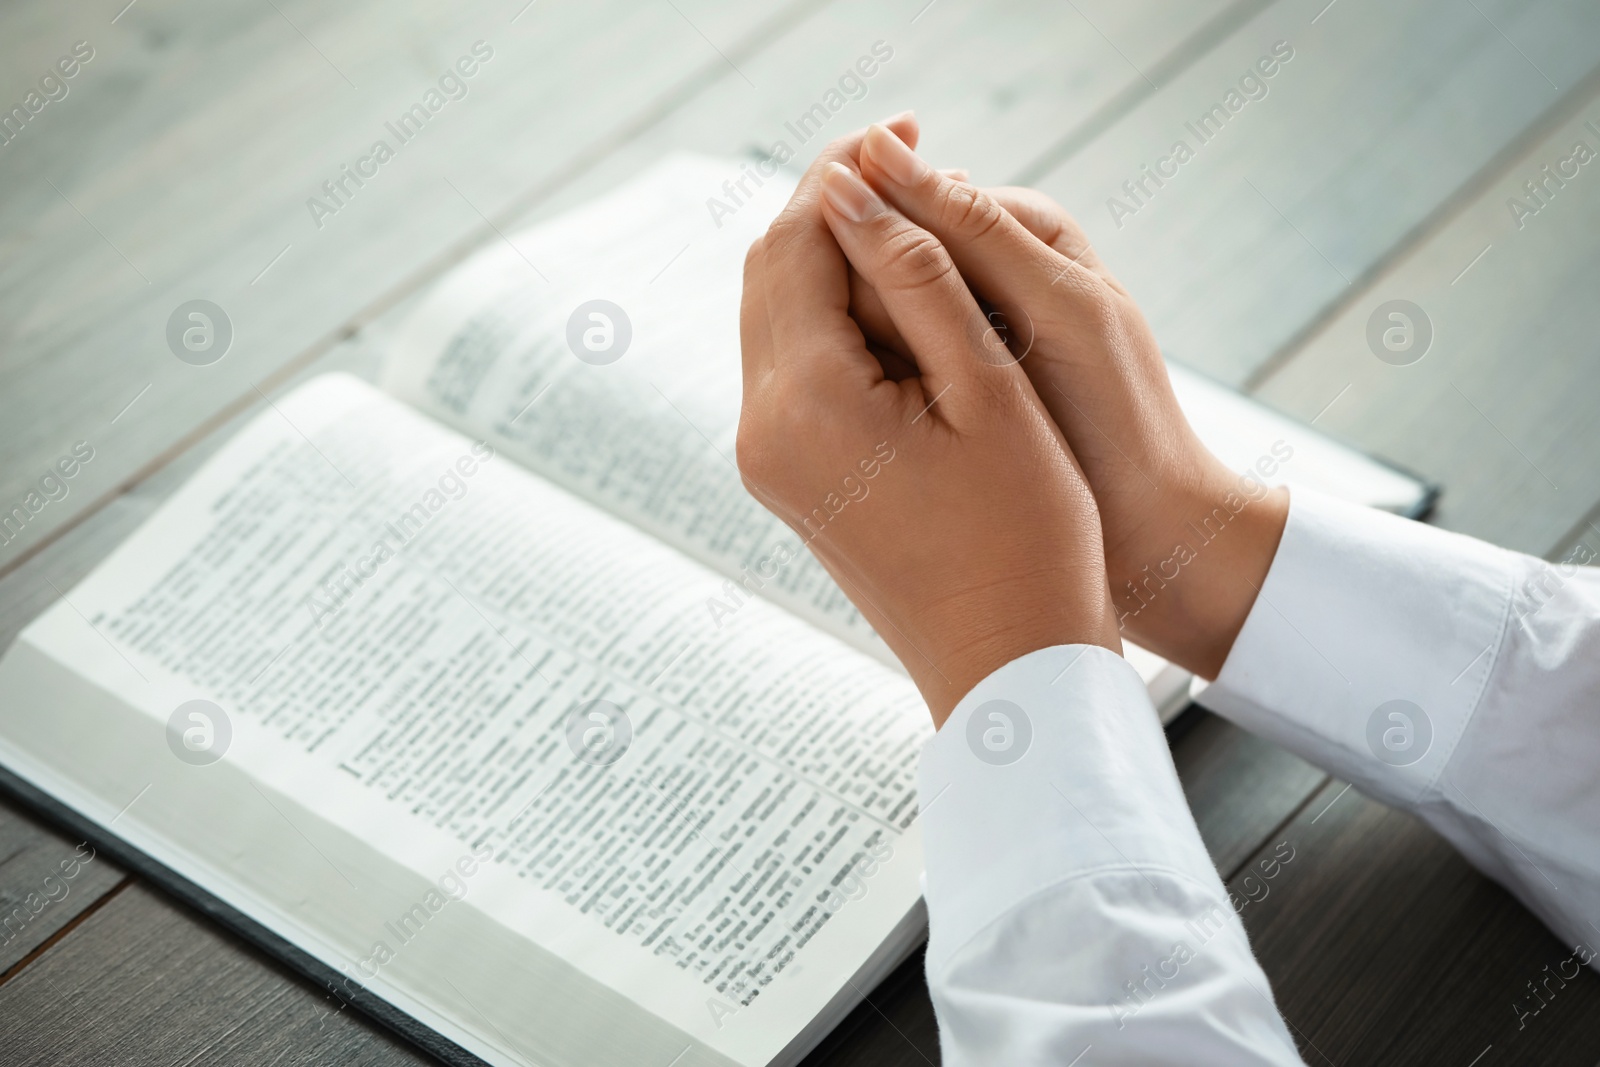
[
  {"xmin": 865, "ymin": 123, "xmax": 928, "ymax": 186},
  {"xmin": 821, "ymin": 162, "xmax": 883, "ymax": 223},
  {"xmin": 879, "ymin": 108, "xmax": 916, "ymax": 127}
]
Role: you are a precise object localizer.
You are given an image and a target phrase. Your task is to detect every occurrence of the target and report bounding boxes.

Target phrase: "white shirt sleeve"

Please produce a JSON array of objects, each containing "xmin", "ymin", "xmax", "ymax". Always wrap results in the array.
[
  {"xmin": 918, "ymin": 644, "xmax": 1305, "ymax": 1065},
  {"xmin": 915, "ymin": 487, "xmax": 1600, "ymax": 1064},
  {"xmin": 1195, "ymin": 487, "xmax": 1600, "ymax": 966}
]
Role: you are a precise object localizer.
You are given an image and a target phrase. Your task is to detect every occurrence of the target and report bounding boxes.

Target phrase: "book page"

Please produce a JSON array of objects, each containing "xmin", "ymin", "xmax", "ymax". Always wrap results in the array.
[
  {"xmin": 383, "ymin": 156, "xmax": 879, "ymax": 657},
  {"xmin": 0, "ymin": 373, "xmax": 929, "ymax": 1067}
]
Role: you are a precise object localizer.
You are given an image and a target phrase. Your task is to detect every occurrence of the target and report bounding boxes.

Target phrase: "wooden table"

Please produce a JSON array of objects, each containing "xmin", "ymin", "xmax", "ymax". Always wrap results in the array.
[{"xmin": 4, "ymin": 0, "xmax": 1600, "ymax": 1062}]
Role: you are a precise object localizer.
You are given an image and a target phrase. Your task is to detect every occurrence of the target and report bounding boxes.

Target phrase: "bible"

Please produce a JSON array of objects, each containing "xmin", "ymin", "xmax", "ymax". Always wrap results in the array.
[{"xmin": 0, "ymin": 155, "xmax": 1431, "ymax": 1066}]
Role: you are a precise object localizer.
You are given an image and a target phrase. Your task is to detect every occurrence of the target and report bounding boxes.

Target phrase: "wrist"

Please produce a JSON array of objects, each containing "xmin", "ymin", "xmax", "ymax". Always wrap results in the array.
[
  {"xmin": 916, "ymin": 568, "xmax": 1121, "ymax": 728},
  {"xmin": 1108, "ymin": 466, "xmax": 1289, "ymax": 679}
]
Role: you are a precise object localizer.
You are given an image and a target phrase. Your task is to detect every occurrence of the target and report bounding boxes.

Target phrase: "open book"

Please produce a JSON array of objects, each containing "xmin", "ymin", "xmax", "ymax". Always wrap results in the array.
[{"xmin": 0, "ymin": 156, "xmax": 1431, "ymax": 1067}]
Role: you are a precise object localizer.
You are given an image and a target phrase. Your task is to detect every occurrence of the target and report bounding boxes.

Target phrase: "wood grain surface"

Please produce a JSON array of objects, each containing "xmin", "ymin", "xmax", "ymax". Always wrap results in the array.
[
  {"xmin": 0, "ymin": 801, "xmax": 125, "ymax": 978},
  {"xmin": 0, "ymin": 883, "xmax": 429, "ymax": 1066},
  {"xmin": 1257, "ymin": 79, "xmax": 1600, "ymax": 557},
  {"xmin": 1035, "ymin": 0, "xmax": 1600, "ymax": 388},
  {"xmin": 1231, "ymin": 779, "xmax": 1600, "ymax": 1066}
]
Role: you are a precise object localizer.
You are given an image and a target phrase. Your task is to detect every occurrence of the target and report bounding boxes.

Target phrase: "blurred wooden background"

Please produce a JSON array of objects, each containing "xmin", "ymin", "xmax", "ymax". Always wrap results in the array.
[{"xmin": 3, "ymin": 0, "xmax": 1600, "ymax": 1063}]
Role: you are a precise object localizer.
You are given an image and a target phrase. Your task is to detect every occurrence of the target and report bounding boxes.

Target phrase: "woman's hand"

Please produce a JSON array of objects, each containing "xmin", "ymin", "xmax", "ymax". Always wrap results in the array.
[
  {"xmin": 850, "ymin": 122, "xmax": 1289, "ymax": 679},
  {"xmin": 737, "ymin": 130, "xmax": 1120, "ymax": 726}
]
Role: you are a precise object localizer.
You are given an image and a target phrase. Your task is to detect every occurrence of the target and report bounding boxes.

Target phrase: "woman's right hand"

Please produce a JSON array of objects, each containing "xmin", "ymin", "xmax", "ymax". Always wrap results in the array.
[{"xmin": 848, "ymin": 122, "xmax": 1290, "ymax": 679}]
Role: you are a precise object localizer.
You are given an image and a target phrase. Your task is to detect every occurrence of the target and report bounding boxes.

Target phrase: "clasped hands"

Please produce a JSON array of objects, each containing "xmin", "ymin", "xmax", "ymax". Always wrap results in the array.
[{"xmin": 737, "ymin": 113, "xmax": 1289, "ymax": 725}]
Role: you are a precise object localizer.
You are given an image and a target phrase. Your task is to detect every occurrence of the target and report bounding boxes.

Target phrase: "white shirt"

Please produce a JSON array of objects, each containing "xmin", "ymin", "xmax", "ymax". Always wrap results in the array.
[{"xmin": 917, "ymin": 488, "xmax": 1600, "ymax": 1065}]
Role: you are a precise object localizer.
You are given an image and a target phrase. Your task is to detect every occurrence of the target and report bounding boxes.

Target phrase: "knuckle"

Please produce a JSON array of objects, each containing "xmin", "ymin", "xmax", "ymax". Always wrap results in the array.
[
  {"xmin": 734, "ymin": 417, "xmax": 777, "ymax": 488},
  {"xmin": 737, "ymin": 395, "xmax": 834, "ymax": 516},
  {"xmin": 936, "ymin": 181, "xmax": 1005, "ymax": 242},
  {"xmin": 1058, "ymin": 279, "xmax": 1132, "ymax": 348},
  {"xmin": 761, "ymin": 213, "xmax": 807, "ymax": 256},
  {"xmin": 877, "ymin": 223, "xmax": 957, "ymax": 291},
  {"xmin": 736, "ymin": 390, "xmax": 809, "ymax": 485},
  {"xmin": 1050, "ymin": 258, "xmax": 1113, "ymax": 314},
  {"xmin": 1044, "ymin": 209, "xmax": 1090, "ymax": 252},
  {"xmin": 993, "ymin": 186, "xmax": 1086, "ymax": 248},
  {"xmin": 1074, "ymin": 278, "xmax": 1120, "ymax": 326}
]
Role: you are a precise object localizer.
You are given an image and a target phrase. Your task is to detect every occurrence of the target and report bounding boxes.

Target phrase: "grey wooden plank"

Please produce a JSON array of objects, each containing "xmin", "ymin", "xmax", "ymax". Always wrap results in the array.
[
  {"xmin": 1548, "ymin": 517, "xmax": 1600, "ymax": 571},
  {"xmin": 0, "ymin": 882, "xmax": 428, "ymax": 1066},
  {"xmin": 1031, "ymin": 0, "xmax": 1600, "ymax": 389},
  {"xmin": 0, "ymin": 795, "xmax": 124, "ymax": 977},
  {"xmin": 1169, "ymin": 709, "xmax": 1327, "ymax": 880},
  {"xmin": 1226, "ymin": 779, "xmax": 1600, "ymax": 1066},
  {"xmin": 526, "ymin": 0, "xmax": 1246, "ymax": 220},
  {"xmin": 1254, "ymin": 81, "xmax": 1600, "ymax": 556}
]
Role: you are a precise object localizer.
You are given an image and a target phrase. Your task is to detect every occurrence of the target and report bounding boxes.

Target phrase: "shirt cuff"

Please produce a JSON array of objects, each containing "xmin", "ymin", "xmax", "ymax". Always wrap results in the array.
[
  {"xmin": 918, "ymin": 644, "xmax": 1222, "ymax": 980},
  {"xmin": 1193, "ymin": 487, "xmax": 1521, "ymax": 808}
]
